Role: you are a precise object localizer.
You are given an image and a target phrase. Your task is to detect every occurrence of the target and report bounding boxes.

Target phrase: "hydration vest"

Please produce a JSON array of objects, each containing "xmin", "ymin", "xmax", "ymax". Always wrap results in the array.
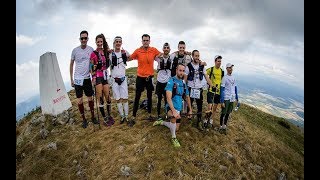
[
  {"xmin": 93, "ymin": 50, "xmax": 109, "ymax": 70},
  {"xmin": 111, "ymin": 50, "xmax": 127, "ymax": 69},
  {"xmin": 172, "ymin": 77, "xmax": 186, "ymax": 99},
  {"xmin": 171, "ymin": 53, "xmax": 186, "ymax": 77},
  {"xmin": 187, "ymin": 62, "xmax": 204, "ymax": 81},
  {"xmin": 158, "ymin": 56, "xmax": 171, "ymax": 71}
]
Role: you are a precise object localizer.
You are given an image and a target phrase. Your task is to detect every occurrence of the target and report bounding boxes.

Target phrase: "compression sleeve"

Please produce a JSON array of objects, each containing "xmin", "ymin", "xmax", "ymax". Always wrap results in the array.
[
  {"xmin": 220, "ymin": 86, "xmax": 225, "ymax": 103},
  {"xmin": 235, "ymin": 86, "xmax": 239, "ymax": 101}
]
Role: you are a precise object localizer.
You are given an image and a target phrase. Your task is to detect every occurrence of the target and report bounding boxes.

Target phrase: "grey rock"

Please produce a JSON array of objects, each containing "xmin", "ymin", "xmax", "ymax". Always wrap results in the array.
[
  {"xmin": 278, "ymin": 172, "xmax": 286, "ymax": 180},
  {"xmin": 120, "ymin": 165, "xmax": 131, "ymax": 176},
  {"xmin": 219, "ymin": 165, "xmax": 228, "ymax": 171},
  {"xmin": 47, "ymin": 142, "xmax": 57, "ymax": 150}
]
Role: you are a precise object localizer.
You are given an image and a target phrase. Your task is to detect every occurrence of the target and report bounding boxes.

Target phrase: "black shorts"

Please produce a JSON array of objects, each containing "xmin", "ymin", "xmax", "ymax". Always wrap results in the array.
[
  {"xmin": 155, "ymin": 81, "xmax": 167, "ymax": 95},
  {"xmin": 96, "ymin": 77, "xmax": 108, "ymax": 85},
  {"xmin": 75, "ymin": 78, "xmax": 94, "ymax": 98},
  {"xmin": 166, "ymin": 106, "xmax": 182, "ymax": 121},
  {"xmin": 207, "ymin": 91, "xmax": 221, "ymax": 104},
  {"xmin": 136, "ymin": 76, "xmax": 154, "ymax": 92}
]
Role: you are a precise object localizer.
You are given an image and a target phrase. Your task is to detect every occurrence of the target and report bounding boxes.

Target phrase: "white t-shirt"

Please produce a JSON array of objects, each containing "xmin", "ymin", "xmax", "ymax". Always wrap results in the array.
[
  {"xmin": 71, "ymin": 45, "xmax": 94, "ymax": 79},
  {"xmin": 155, "ymin": 56, "xmax": 172, "ymax": 83},
  {"xmin": 169, "ymin": 52, "xmax": 192, "ymax": 66},
  {"xmin": 185, "ymin": 63, "xmax": 207, "ymax": 89},
  {"xmin": 221, "ymin": 74, "xmax": 237, "ymax": 102},
  {"xmin": 109, "ymin": 50, "xmax": 130, "ymax": 78}
]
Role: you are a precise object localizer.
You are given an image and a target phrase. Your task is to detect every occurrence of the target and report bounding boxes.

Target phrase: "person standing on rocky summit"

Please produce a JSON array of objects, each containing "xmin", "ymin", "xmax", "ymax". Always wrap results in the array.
[
  {"xmin": 219, "ymin": 63, "xmax": 239, "ymax": 134},
  {"xmin": 70, "ymin": 30, "xmax": 98, "ymax": 128},
  {"xmin": 184, "ymin": 50, "xmax": 213, "ymax": 131},
  {"xmin": 128, "ymin": 34, "xmax": 161, "ymax": 126},
  {"xmin": 155, "ymin": 42, "xmax": 172, "ymax": 120},
  {"xmin": 109, "ymin": 36, "xmax": 131, "ymax": 125},
  {"xmin": 204, "ymin": 55, "xmax": 224, "ymax": 129},
  {"xmin": 90, "ymin": 33, "xmax": 114, "ymax": 126}
]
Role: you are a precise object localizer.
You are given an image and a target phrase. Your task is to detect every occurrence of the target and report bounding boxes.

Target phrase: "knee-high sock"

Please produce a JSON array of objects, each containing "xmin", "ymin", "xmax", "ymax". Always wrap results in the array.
[
  {"xmin": 78, "ymin": 103, "xmax": 85, "ymax": 120},
  {"xmin": 123, "ymin": 102, "xmax": 129, "ymax": 117},
  {"xmin": 117, "ymin": 103, "xmax": 124, "ymax": 117},
  {"xmin": 99, "ymin": 105, "xmax": 106, "ymax": 118},
  {"xmin": 88, "ymin": 100, "xmax": 95, "ymax": 119},
  {"xmin": 107, "ymin": 100, "xmax": 111, "ymax": 116},
  {"xmin": 163, "ymin": 121, "xmax": 176, "ymax": 138}
]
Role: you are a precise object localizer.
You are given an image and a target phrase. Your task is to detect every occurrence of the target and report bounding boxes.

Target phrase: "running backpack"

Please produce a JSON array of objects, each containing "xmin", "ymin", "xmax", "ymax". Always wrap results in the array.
[
  {"xmin": 172, "ymin": 78, "xmax": 186, "ymax": 99},
  {"xmin": 187, "ymin": 62, "xmax": 204, "ymax": 81},
  {"xmin": 140, "ymin": 99, "xmax": 148, "ymax": 110},
  {"xmin": 111, "ymin": 50, "xmax": 127, "ymax": 69},
  {"xmin": 171, "ymin": 53, "xmax": 186, "ymax": 77},
  {"xmin": 158, "ymin": 56, "xmax": 172, "ymax": 71},
  {"xmin": 93, "ymin": 50, "xmax": 110, "ymax": 70}
]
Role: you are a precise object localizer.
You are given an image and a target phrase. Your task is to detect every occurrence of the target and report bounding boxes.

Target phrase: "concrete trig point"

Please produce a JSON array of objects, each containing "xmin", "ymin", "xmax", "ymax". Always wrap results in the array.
[{"xmin": 39, "ymin": 52, "xmax": 72, "ymax": 116}]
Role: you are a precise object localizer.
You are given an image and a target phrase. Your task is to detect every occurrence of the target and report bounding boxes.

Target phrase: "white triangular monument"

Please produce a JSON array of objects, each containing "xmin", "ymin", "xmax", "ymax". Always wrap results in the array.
[{"xmin": 39, "ymin": 52, "xmax": 72, "ymax": 116}]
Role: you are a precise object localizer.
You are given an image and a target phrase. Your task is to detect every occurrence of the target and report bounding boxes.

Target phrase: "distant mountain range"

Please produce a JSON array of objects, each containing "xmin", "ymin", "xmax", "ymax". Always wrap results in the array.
[
  {"xmin": 236, "ymin": 73, "xmax": 304, "ymax": 127},
  {"xmin": 16, "ymin": 82, "xmax": 72, "ymax": 121}
]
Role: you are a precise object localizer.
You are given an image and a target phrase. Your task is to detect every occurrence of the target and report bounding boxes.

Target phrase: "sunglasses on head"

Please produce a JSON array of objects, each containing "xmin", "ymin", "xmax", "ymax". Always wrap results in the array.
[{"xmin": 80, "ymin": 37, "xmax": 88, "ymax": 40}]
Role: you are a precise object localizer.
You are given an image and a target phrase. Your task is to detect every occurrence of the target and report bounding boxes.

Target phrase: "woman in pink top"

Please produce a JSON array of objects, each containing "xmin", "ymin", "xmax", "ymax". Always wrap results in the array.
[{"xmin": 90, "ymin": 34, "xmax": 113, "ymax": 125}]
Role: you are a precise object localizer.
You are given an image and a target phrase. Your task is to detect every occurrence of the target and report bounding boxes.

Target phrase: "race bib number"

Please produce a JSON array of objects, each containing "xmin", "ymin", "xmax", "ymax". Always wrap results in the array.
[
  {"xmin": 190, "ymin": 88, "xmax": 201, "ymax": 99},
  {"xmin": 74, "ymin": 78, "xmax": 84, "ymax": 86}
]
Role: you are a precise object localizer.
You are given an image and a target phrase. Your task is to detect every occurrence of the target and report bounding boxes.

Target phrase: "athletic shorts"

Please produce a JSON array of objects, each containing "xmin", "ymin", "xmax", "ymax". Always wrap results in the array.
[
  {"xmin": 96, "ymin": 77, "xmax": 108, "ymax": 85},
  {"xmin": 207, "ymin": 91, "xmax": 221, "ymax": 104},
  {"xmin": 166, "ymin": 106, "xmax": 181, "ymax": 121},
  {"xmin": 75, "ymin": 78, "xmax": 94, "ymax": 98},
  {"xmin": 112, "ymin": 77, "xmax": 128, "ymax": 100}
]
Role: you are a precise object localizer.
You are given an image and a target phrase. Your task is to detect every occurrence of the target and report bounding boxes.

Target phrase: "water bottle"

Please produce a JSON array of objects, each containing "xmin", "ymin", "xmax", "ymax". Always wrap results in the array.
[{"xmin": 234, "ymin": 102, "xmax": 240, "ymax": 111}]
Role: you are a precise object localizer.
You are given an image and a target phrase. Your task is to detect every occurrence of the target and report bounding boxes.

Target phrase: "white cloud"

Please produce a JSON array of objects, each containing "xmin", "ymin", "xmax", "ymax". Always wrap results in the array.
[
  {"xmin": 16, "ymin": 33, "xmax": 46, "ymax": 47},
  {"xmin": 16, "ymin": 1, "xmax": 304, "ymax": 106},
  {"xmin": 36, "ymin": 15, "xmax": 64, "ymax": 26},
  {"xmin": 16, "ymin": 61, "xmax": 39, "ymax": 104}
]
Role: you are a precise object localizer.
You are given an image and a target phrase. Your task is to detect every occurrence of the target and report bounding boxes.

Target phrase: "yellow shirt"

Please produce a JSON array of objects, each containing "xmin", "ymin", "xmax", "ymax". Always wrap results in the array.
[{"xmin": 206, "ymin": 66, "xmax": 223, "ymax": 94}]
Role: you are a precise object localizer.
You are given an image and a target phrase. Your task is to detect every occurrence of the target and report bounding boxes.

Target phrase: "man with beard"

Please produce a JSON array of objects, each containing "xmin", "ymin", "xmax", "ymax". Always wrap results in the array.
[
  {"xmin": 184, "ymin": 50, "xmax": 213, "ymax": 131},
  {"xmin": 153, "ymin": 63, "xmax": 192, "ymax": 147}
]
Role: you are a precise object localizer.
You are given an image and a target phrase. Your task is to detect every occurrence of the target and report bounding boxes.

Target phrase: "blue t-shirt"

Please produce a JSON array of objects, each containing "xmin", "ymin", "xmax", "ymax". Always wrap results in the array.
[{"xmin": 165, "ymin": 76, "xmax": 189, "ymax": 111}]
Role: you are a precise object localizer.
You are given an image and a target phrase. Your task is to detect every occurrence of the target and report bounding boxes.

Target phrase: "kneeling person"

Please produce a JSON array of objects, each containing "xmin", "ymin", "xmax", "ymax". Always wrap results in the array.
[{"xmin": 153, "ymin": 63, "xmax": 192, "ymax": 147}]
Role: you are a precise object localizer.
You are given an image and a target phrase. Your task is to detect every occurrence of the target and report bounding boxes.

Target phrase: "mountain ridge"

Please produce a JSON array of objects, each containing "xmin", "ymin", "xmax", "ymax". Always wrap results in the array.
[{"xmin": 16, "ymin": 75, "xmax": 304, "ymax": 179}]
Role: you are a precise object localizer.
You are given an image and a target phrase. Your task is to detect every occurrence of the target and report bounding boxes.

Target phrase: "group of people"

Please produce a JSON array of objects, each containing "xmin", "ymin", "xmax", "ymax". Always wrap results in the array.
[{"xmin": 70, "ymin": 30, "xmax": 239, "ymax": 147}]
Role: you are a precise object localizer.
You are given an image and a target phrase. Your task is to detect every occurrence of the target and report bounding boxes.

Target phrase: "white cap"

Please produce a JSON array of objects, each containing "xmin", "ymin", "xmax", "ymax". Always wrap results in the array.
[
  {"xmin": 214, "ymin": 55, "xmax": 222, "ymax": 60},
  {"xmin": 226, "ymin": 63, "xmax": 234, "ymax": 68}
]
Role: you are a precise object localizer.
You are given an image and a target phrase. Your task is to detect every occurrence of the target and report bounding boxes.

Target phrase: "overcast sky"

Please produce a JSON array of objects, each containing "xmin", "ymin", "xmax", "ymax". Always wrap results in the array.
[{"xmin": 16, "ymin": 0, "xmax": 304, "ymax": 104}]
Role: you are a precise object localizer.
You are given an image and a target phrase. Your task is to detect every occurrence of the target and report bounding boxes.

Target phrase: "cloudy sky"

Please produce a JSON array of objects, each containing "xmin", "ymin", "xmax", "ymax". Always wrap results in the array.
[{"xmin": 16, "ymin": 0, "xmax": 304, "ymax": 104}]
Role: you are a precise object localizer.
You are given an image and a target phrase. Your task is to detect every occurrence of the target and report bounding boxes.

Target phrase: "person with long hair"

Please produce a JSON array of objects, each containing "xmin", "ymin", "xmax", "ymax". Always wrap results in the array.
[{"xmin": 90, "ymin": 33, "xmax": 114, "ymax": 126}]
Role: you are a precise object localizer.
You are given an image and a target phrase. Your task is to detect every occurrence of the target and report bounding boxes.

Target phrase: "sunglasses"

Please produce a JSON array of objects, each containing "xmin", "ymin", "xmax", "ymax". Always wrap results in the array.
[
  {"xmin": 115, "ymin": 41, "xmax": 122, "ymax": 43},
  {"xmin": 80, "ymin": 37, "xmax": 88, "ymax": 40}
]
